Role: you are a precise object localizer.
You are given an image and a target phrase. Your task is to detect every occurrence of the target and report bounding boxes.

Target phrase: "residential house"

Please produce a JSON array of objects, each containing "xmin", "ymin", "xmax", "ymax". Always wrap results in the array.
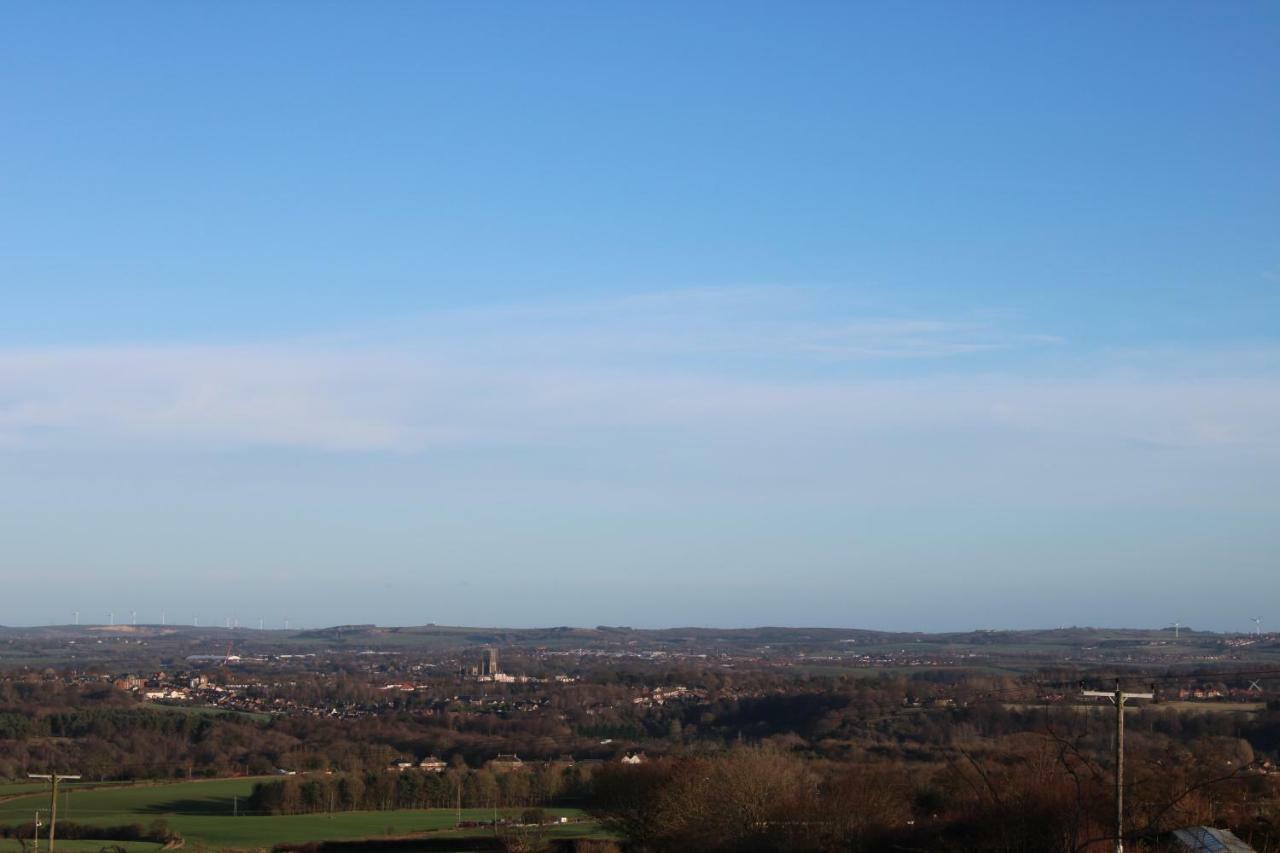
[
  {"xmin": 489, "ymin": 754, "xmax": 525, "ymax": 773},
  {"xmin": 418, "ymin": 756, "xmax": 447, "ymax": 773}
]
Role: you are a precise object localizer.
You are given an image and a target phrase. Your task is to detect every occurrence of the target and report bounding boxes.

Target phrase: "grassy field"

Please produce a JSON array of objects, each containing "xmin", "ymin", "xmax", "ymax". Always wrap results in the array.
[
  {"xmin": 1001, "ymin": 701, "xmax": 1267, "ymax": 714},
  {"xmin": 0, "ymin": 777, "xmax": 598, "ymax": 851},
  {"xmin": 1147, "ymin": 700, "xmax": 1267, "ymax": 714},
  {"xmin": 0, "ymin": 780, "xmax": 132, "ymax": 799},
  {"xmin": 0, "ymin": 842, "xmax": 164, "ymax": 851},
  {"xmin": 140, "ymin": 701, "xmax": 274, "ymax": 722}
]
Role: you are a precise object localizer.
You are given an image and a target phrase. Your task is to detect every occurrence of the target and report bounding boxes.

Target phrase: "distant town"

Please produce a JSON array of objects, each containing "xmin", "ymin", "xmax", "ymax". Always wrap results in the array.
[{"xmin": 2, "ymin": 622, "xmax": 1279, "ymax": 851}]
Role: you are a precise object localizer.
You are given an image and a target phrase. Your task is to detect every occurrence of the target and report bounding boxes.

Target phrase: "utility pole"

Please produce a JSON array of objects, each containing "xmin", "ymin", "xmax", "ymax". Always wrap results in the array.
[
  {"xmin": 29, "ymin": 773, "xmax": 80, "ymax": 852},
  {"xmin": 1082, "ymin": 683, "xmax": 1153, "ymax": 853}
]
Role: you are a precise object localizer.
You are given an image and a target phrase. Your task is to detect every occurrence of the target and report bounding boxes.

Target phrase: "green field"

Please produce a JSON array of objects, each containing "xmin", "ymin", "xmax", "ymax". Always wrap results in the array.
[
  {"xmin": 0, "ymin": 777, "xmax": 597, "ymax": 851},
  {"xmin": 0, "ymin": 780, "xmax": 131, "ymax": 799},
  {"xmin": 141, "ymin": 701, "xmax": 274, "ymax": 722},
  {"xmin": 0, "ymin": 781, "xmax": 56, "ymax": 798},
  {"xmin": 0, "ymin": 842, "xmax": 163, "ymax": 851}
]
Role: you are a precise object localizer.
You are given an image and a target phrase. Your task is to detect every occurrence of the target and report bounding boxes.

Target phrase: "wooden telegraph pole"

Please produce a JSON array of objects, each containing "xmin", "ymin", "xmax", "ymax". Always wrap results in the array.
[
  {"xmin": 1082, "ymin": 683, "xmax": 1153, "ymax": 853},
  {"xmin": 28, "ymin": 773, "xmax": 81, "ymax": 853}
]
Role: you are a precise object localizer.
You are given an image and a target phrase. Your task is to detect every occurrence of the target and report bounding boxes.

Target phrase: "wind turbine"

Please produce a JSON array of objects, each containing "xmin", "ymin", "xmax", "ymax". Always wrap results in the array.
[
  {"xmin": 73, "ymin": 610, "xmax": 79, "ymax": 626},
  {"xmin": 108, "ymin": 610, "xmax": 114, "ymax": 626},
  {"xmin": 1173, "ymin": 620, "xmax": 1181, "ymax": 640},
  {"xmin": 161, "ymin": 610, "xmax": 166, "ymax": 626},
  {"xmin": 131, "ymin": 610, "xmax": 137, "ymax": 626},
  {"xmin": 1252, "ymin": 617, "xmax": 1263, "ymax": 636}
]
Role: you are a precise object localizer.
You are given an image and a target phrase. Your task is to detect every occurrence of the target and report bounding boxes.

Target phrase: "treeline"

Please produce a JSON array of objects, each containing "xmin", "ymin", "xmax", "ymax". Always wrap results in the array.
[
  {"xmin": 0, "ymin": 818, "xmax": 177, "ymax": 844},
  {"xmin": 248, "ymin": 766, "xmax": 593, "ymax": 815},
  {"xmin": 0, "ymin": 700, "xmax": 266, "ymax": 781},
  {"xmin": 0, "ymin": 706, "xmax": 226, "ymax": 740}
]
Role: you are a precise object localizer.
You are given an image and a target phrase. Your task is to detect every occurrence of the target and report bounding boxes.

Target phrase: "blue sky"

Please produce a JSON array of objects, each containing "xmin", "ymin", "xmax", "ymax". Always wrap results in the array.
[{"xmin": 1, "ymin": 3, "xmax": 1277, "ymax": 631}]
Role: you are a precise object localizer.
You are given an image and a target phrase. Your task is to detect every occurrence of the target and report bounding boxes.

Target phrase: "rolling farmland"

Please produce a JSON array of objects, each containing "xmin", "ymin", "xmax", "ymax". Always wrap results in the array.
[{"xmin": 0, "ymin": 777, "xmax": 599, "ymax": 851}]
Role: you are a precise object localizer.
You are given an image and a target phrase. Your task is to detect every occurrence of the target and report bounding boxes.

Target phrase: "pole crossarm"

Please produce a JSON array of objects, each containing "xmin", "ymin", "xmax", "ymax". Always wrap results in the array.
[{"xmin": 1083, "ymin": 690, "xmax": 1154, "ymax": 702}]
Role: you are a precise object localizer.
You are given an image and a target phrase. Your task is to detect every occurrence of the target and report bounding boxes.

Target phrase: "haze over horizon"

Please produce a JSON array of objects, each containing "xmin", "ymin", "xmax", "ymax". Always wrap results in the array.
[
  {"xmin": 0, "ymin": 620, "xmax": 1254, "ymax": 637},
  {"xmin": 2, "ymin": 4, "xmax": 1277, "ymax": 633}
]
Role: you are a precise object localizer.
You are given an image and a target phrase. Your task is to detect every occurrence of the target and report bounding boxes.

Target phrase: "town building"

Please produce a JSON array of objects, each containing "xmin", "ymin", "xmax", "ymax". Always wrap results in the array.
[{"xmin": 488, "ymin": 753, "xmax": 525, "ymax": 772}]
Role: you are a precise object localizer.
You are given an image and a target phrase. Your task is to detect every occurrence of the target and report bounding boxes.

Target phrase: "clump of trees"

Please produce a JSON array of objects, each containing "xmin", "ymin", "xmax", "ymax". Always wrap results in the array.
[{"xmin": 592, "ymin": 746, "xmax": 914, "ymax": 852}]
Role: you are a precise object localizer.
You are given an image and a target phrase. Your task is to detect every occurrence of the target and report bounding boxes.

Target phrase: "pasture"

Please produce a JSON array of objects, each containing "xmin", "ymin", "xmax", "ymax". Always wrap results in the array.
[
  {"xmin": 0, "ymin": 777, "xmax": 597, "ymax": 851},
  {"xmin": 0, "ymin": 780, "xmax": 131, "ymax": 800},
  {"xmin": 0, "ymin": 842, "xmax": 163, "ymax": 851}
]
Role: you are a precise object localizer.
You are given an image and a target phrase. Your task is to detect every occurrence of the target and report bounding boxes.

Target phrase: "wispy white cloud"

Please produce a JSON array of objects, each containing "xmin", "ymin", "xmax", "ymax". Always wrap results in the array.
[
  {"xmin": 0, "ymin": 289, "xmax": 1275, "ymax": 460},
  {"xmin": 350, "ymin": 286, "xmax": 1049, "ymax": 363}
]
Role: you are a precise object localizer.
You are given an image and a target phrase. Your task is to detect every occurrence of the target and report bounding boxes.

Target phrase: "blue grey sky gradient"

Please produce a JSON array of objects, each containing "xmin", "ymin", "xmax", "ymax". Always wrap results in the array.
[{"xmin": 1, "ymin": 3, "xmax": 1277, "ymax": 631}]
